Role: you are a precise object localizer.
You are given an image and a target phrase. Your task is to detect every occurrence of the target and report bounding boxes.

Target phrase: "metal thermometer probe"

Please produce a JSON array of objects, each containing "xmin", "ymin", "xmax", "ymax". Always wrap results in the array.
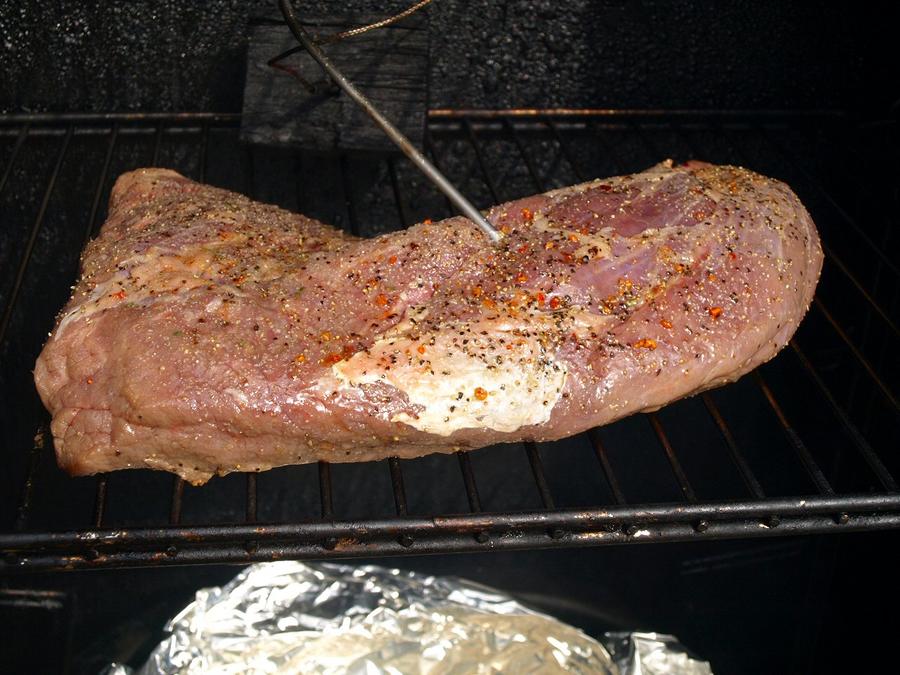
[{"xmin": 278, "ymin": 0, "xmax": 502, "ymax": 243}]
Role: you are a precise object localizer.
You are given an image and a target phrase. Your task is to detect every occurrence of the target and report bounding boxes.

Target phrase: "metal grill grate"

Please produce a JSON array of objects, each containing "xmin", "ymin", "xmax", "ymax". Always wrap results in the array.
[{"xmin": 1, "ymin": 110, "xmax": 897, "ymax": 572}]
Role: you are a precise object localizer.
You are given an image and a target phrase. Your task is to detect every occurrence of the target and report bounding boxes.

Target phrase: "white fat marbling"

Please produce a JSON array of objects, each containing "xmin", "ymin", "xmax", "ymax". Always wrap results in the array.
[{"xmin": 332, "ymin": 324, "xmax": 567, "ymax": 436}]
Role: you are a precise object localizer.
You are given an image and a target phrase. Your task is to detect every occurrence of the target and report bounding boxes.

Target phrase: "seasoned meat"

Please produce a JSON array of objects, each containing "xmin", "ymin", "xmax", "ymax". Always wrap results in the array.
[{"xmin": 34, "ymin": 161, "xmax": 822, "ymax": 484}]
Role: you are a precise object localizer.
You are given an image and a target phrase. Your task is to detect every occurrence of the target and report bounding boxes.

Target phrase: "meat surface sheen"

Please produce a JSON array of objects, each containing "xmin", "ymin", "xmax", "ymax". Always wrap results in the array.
[{"xmin": 34, "ymin": 161, "xmax": 822, "ymax": 484}]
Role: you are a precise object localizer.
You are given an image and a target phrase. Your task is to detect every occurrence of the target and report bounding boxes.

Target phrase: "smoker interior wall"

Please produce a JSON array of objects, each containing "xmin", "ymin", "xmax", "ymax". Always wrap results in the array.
[{"xmin": 1, "ymin": 1, "xmax": 895, "ymax": 114}]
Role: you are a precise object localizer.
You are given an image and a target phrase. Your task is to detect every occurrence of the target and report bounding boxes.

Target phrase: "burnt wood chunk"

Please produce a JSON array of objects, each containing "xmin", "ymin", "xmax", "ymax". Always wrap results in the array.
[{"xmin": 241, "ymin": 13, "xmax": 428, "ymax": 152}]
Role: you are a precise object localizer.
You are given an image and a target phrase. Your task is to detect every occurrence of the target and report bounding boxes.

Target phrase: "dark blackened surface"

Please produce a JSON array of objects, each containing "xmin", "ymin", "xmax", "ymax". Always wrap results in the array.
[
  {"xmin": 242, "ymin": 14, "xmax": 428, "ymax": 151},
  {"xmin": 0, "ymin": 1, "xmax": 896, "ymax": 114}
]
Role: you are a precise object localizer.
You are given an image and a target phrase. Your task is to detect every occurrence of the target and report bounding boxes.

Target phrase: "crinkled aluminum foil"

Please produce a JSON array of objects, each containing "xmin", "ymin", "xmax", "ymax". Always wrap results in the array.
[
  {"xmin": 605, "ymin": 633, "xmax": 713, "ymax": 675},
  {"xmin": 106, "ymin": 561, "xmax": 711, "ymax": 674}
]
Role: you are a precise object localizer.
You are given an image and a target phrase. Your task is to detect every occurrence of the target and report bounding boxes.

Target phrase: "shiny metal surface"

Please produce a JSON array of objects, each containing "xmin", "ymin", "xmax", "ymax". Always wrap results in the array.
[
  {"xmin": 107, "ymin": 561, "xmax": 617, "ymax": 673},
  {"xmin": 104, "ymin": 562, "xmax": 714, "ymax": 674}
]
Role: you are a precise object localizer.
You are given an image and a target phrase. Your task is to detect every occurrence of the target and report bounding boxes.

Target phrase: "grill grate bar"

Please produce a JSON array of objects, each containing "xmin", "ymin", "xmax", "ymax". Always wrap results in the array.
[
  {"xmin": 587, "ymin": 429, "xmax": 626, "ymax": 504},
  {"xmin": 338, "ymin": 154, "xmax": 360, "ymax": 236},
  {"xmin": 8, "ymin": 511, "xmax": 900, "ymax": 571},
  {"xmin": 246, "ymin": 474, "xmax": 258, "ymax": 523},
  {"xmin": 503, "ymin": 118, "xmax": 544, "ymax": 190},
  {"xmin": 812, "ymin": 298, "xmax": 900, "ymax": 413},
  {"xmin": 823, "ymin": 243, "xmax": 899, "ymax": 338},
  {"xmin": 387, "ymin": 156, "xmax": 411, "ymax": 227},
  {"xmin": 456, "ymin": 452, "xmax": 483, "ymax": 512},
  {"xmin": 629, "ymin": 120, "xmax": 666, "ymax": 160},
  {"xmin": 753, "ymin": 371, "xmax": 835, "ymax": 495},
  {"xmin": 524, "ymin": 442, "xmax": 556, "ymax": 509},
  {"xmin": 790, "ymin": 341, "xmax": 897, "ymax": 491},
  {"xmin": 463, "ymin": 119, "xmax": 500, "ymax": 203},
  {"xmin": 318, "ymin": 462, "xmax": 334, "ymax": 518},
  {"xmin": 0, "ymin": 125, "xmax": 73, "ymax": 344},
  {"xmin": 702, "ymin": 393, "xmax": 767, "ymax": 499},
  {"xmin": 169, "ymin": 478, "xmax": 185, "ymax": 526},
  {"xmin": 587, "ymin": 119, "xmax": 624, "ymax": 173},
  {"xmin": 93, "ymin": 477, "xmax": 108, "ymax": 528},
  {"xmin": 0, "ymin": 123, "xmax": 29, "ymax": 196},
  {"xmin": 543, "ymin": 118, "xmax": 586, "ymax": 182},
  {"xmin": 8, "ymin": 493, "xmax": 899, "ymax": 553},
  {"xmin": 14, "ymin": 424, "xmax": 48, "ymax": 531},
  {"xmin": 388, "ymin": 458, "xmax": 409, "ymax": 517},
  {"xmin": 649, "ymin": 414, "xmax": 698, "ymax": 502},
  {"xmin": 198, "ymin": 123, "xmax": 209, "ymax": 183},
  {"xmin": 151, "ymin": 124, "xmax": 164, "ymax": 165},
  {"xmin": 84, "ymin": 123, "xmax": 120, "ymax": 245}
]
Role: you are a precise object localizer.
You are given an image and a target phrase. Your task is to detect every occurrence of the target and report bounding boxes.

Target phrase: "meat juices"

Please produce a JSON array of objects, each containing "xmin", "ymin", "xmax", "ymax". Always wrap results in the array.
[{"xmin": 34, "ymin": 161, "xmax": 822, "ymax": 484}]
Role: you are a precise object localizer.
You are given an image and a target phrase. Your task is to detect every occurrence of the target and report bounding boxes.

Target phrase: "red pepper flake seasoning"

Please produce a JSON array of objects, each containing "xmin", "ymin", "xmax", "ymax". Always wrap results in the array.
[
  {"xmin": 375, "ymin": 293, "xmax": 389, "ymax": 306},
  {"xmin": 111, "ymin": 289, "xmax": 127, "ymax": 301},
  {"xmin": 707, "ymin": 272, "xmax": 717, "ymax": 282},
  {"xmin": 482, "ymin": 298, "xmax": 497, "ymax": 310},
  {"xmin": 474, "ymin": 387, "xmax": 488, "ymax": 401},
  {"xmin": 388, "ymin": 255, "xmax": 398, "ymax": 265},
  {"xmin": 500, "ymin": 224, "xmax": 512, "ymax": 235},
  {"xmin": 568, "ymin": 233, "xmax": 580, "ymax": 243},
  {"xmin": 674, "ymin": 263, "xmax": 687, "ymax": 274},
  {"xmin": 544, "ymin": 240, "xmax": 556, "ymax": 249},
  {"xmin": 561, "ymin": 252, "xmax": 575, "ymax": 263},
  {"xmin": 422, "ymin": 218, "xmax": 432, "ymax": 225},
  {"xmin": 633, "ymin": 338, "xmax": 658, "ymax": 350},
  {"xmin": 517, "ymin": 244, "xmax": 529, "ymax": 254},
  {"xmin": 471, "ymin": 285, "xmax": 483, "ymax": 297},
  {"xmin": 660, "ymin": 319, "xmax": 673, "ymax": 329},
  {"xmin": 86, "ymin": 377, "xmax": 94, "ymax": 385},
  {"xmin": 521, "ymin": 207, "xmax": 534, "ymax": 222},
  {"xmin": 535, "ymin": 291, "xmax": 546, "ymax": 305},
  {"xmin": 515, "ymin": 272, "xmax": 528, "ymax": 284},
  {"xmin": 321, "ymin": 352, "xmax": 344, "ymax": 366},
  {"xmin": 320, "ymin": 331, "xmax": 332, "ymax": 341},
  {"xmin": 417, "ymin": 344, "xmax": 426, "ymax": 355},
  {"xmin": 294, "ymin": 354, "xmax": 306, "ymax": 363},
  {"xmin": 709, "ymin": 306, "xmax": 723, "ymax": 319},
  {"xmin": 549, "ymin": 296, "xmax": 561, "ymax": 310},
  {"xmin": 728, "ymin": 251, "xmax": 738, "ymax": 260}
]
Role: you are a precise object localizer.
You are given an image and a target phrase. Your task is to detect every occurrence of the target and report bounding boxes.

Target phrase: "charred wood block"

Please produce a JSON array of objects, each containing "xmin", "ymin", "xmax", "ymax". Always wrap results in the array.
[{"xmin": 242, "ymin": 13, "xmax": 428, "ymax": 152}]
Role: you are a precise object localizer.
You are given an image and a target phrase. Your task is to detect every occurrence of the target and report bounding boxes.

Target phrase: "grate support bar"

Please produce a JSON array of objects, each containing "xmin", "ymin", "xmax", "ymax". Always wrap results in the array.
[{"xmin": 4, "ymin": 492, "xmax": 899, "ymax": 571}]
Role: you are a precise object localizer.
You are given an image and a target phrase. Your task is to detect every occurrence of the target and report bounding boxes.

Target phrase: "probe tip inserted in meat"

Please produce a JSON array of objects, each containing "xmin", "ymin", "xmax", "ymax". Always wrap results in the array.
[{"xmin": 278, "ymin": 0, "xmax": 502, "ymax": 243}]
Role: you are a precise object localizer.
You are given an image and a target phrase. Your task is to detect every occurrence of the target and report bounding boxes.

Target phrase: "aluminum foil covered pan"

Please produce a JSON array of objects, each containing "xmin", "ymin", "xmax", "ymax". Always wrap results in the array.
[{"xmin": 105, "ymin": 561, "xmax": 711, "ymax": 674}]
